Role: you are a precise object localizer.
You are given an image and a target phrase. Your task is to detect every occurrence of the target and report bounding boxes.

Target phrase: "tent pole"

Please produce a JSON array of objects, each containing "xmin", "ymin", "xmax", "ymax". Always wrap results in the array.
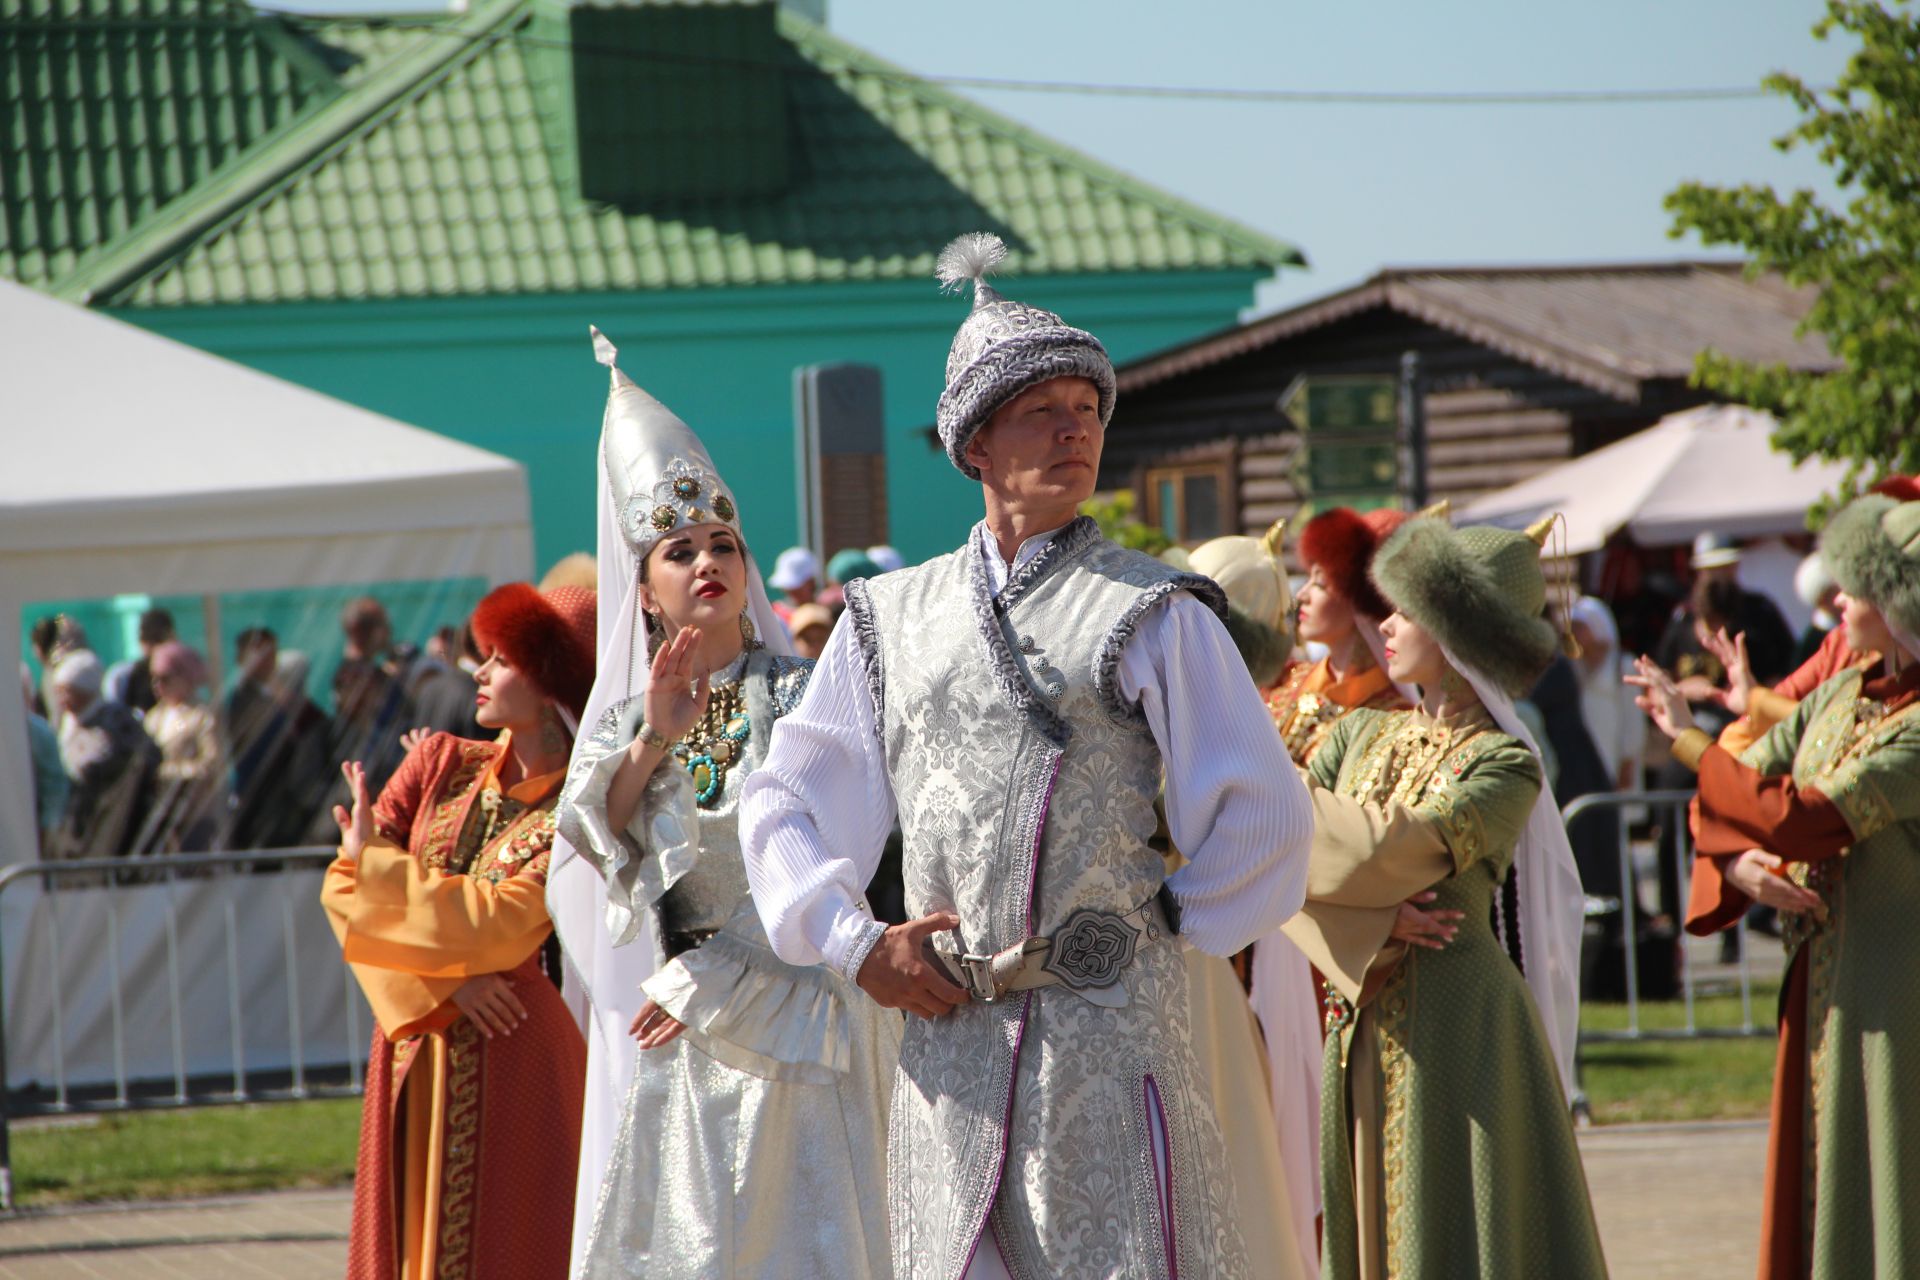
[{"xmin": 201, "ymin": 595, "xmax": 226, "ymax": 696}]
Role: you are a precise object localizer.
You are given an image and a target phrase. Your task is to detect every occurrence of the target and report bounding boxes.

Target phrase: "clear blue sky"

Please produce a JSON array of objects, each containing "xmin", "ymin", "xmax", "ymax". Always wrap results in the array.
[{"xmin": 286, "ymin": 0, "xmax": 1854, "ymax": 314}]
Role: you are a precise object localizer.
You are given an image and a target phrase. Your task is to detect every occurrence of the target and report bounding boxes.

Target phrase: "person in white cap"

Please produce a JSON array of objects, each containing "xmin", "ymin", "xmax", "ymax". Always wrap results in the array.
[
  {"xmin": 552, "ymin": 330, "xmax": 899, "ymax": 1280},
  {"xmin": 49, "ymin": 651, "xmax": 158, "ymax": 859},
  {"xmin": 741, "ymin": 234, "xmax": 1312, "ymax": 1279},
  {"xmin": 765, "ymin": 546, "xmax": 821, "ymax": 626},
  {"xmin": 865, "ymin": 544, "xmax": 905, "ymax": 574}
]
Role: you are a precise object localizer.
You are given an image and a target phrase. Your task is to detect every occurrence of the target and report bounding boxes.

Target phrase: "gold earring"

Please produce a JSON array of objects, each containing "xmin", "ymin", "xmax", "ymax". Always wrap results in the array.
[{"xmin": 739, "ymin": 608, "xmax": 761, "ymax": 651}]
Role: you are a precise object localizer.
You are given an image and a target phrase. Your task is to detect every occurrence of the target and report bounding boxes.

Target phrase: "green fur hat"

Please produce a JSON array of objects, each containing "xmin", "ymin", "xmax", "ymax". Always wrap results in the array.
[
  {"xmin": 1370, "ymin": 516, "xmax": 1559, "ymax": 698},
  {"xmin": 1820, "ymin": 494, "xmax": 1920, "ymax": 639}
]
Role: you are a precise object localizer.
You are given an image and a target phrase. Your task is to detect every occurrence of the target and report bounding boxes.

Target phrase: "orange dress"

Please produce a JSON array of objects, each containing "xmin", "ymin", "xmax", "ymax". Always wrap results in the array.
[
  {"xmin": 1267, "ymin": 655, "xmax": 1408, "ymax": 767},
  {"xmin": 322, "ymin": 731, "xmax": 586, "ymax": 1280}
]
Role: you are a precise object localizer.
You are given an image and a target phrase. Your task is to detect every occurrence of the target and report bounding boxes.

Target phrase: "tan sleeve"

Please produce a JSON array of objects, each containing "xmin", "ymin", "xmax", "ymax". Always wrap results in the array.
[
  {"xmin": 1303, "ymin": 786, "xmax": 1454, "ymax": 908},
  {"xmin": 320, "ymin": 853, "xmax": 464, "ymax": 1040},
  {"xmin": 1280, "ymin": 902, "xmax": 1406, "ymax": 1007},
  {"xmin": 341, "ymin": 839, "xmax": 552, "ymax": 979}
]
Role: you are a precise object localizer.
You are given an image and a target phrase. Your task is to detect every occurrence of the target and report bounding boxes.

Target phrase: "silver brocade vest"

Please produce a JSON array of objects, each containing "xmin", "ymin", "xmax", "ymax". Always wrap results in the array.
[{"xmin": 844, "ymin": 518, "xmax": 1250, "ymax": 1280}]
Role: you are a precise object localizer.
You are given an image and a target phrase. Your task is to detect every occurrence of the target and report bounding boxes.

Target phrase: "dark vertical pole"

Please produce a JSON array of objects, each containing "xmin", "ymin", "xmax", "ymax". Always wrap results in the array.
[{"xmin": 1399, "ymin": 349, "xmax": 1428, "ymax": 508}]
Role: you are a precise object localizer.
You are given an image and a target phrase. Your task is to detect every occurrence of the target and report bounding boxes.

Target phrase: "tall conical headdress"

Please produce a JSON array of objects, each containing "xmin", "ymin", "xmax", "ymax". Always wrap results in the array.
[
  {"xmin": 593, "ymin": 326, "xmax": 743, "ymax": 560},
  {"xmin": 932, "ymin": 232, "xmax": 1117, "ymax": 479}
]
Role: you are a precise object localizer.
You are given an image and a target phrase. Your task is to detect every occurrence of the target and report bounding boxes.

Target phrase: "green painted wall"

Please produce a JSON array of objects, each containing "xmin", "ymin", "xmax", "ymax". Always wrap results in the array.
[{"xmin": 118, "ymin": 270, "xmax": 1262, "ymax": 573}]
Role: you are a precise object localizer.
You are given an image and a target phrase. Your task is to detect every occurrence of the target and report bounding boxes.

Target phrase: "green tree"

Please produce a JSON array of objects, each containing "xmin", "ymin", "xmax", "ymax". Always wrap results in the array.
[
  {"xmin": 1080, "ymin": 490, "xmax": 1171, "ymax": 555},
  {"xmin": 1665, "ymin": 0, "xmax": 1920, "ymax": 508}
]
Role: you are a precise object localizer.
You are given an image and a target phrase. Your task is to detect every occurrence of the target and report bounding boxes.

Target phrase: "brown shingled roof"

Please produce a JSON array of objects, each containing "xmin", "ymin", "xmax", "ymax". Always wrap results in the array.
[{"xmin": 1118, "ymin": 260, "xmax": 1837, "ymax": 403}]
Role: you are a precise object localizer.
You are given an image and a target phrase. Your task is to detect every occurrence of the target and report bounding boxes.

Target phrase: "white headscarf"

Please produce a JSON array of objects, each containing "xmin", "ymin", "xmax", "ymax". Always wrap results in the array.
[
  {"xmin": 1441, "ymin": 640, "xmax": 1586, "ymax": 1099},
  {"xmin": 548, "ymin": 331, "xmax": 793, "ymax": 1272}
]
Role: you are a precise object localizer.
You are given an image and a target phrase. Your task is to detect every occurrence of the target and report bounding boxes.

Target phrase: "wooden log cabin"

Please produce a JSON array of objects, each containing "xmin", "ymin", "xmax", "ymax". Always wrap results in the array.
[{"xmin": 1101, "ymin": 261, "xmax": 1836, "ymax": 546}]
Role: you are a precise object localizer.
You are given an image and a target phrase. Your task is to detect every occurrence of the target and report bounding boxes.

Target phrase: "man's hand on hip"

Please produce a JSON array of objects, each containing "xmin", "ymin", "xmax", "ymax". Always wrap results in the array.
[{"xmin": 857, "ymin": 911, "xmax": 970, "ymax": 1019}]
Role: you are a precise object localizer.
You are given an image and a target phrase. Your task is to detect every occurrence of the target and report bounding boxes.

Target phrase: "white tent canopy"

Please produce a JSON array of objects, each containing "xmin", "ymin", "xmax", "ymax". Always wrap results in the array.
[
  {"xmin": 0, "ymin": 278, "xmax": 533, "ymax": 865},
  {"xmin": 1461, "ymin": 403, "xmax": 1848, "ymax": 554},
  {"xmin": 0, "ymin": 279, "xmax": 534, "ymax": 1092}
]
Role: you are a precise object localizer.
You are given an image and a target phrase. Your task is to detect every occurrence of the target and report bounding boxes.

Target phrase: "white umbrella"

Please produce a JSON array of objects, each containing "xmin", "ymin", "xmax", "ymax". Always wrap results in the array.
[{"xmin": 1461, "ymin": 403, "xmax": 1847, "ymax": 553}]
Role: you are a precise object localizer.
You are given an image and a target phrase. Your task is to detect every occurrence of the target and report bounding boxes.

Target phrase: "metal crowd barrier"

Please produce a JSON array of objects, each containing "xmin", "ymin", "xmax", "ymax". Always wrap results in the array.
[
  {"xmin": 1563, "ymin": 790, "xmax": 1770, "ymax": 1042},
  {"xmin": 0, "ymin": 848, "xmax": 366, "ymax": 1211}
]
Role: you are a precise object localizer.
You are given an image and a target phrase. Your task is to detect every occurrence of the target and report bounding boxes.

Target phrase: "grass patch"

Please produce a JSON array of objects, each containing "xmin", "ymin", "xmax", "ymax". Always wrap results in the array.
[
  {"xmin": 5, "ymin": 983, "xmax": 1786, "ymax": 1203},
  {"xmin": 1577, "ymin": 980, "xmax": 1780, "ymax": 1125},
  {"xmin": 11, "ymin": 1099, "xmax": 360, "ymax": 1206}
]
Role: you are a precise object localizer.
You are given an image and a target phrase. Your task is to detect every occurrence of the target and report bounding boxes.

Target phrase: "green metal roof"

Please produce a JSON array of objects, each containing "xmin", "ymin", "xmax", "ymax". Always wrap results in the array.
[{"xmin": 4, "ymin": 0, "xmax": 1303, "ymax": 305}]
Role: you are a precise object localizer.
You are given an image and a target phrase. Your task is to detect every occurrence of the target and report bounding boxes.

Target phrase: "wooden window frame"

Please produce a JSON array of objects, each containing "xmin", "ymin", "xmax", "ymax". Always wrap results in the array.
[{"xmin": 1141, "ymin": 459, "xmax": 1234, "ymax": 547}]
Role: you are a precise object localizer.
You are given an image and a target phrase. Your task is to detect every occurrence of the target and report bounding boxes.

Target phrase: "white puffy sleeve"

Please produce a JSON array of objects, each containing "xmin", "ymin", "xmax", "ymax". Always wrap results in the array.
[
  {"xmin": 1122, "ymin": 591, "xmax": 1313, "ymax": 957},
  {"xmin": 741, "ymin": 620, "xmax": 897, "ymax": 979}
]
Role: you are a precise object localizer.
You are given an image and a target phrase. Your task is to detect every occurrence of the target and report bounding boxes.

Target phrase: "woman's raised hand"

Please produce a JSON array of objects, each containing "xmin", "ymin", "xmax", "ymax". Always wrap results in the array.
[
  {"xmin": 331, "ymin": 760, "xmax": 373, "ymax": 861},
  {"xmin": 1702, "ymin": 628, "xmax": 1754, "ymax": 716},
  {"xmin": 641, "ymin": 626, "xmax": 711, "ymax": 746},
  {"xmin": 1625, "ymin": 654, "xmax": 1696, "ymax": 740}
]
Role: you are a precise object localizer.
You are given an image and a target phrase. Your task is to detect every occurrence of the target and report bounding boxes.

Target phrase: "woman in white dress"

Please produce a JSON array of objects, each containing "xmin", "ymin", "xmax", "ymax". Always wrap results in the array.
[{"xmin": 556, "ymin": 331, "xmax": 899, "ymax": 1279}]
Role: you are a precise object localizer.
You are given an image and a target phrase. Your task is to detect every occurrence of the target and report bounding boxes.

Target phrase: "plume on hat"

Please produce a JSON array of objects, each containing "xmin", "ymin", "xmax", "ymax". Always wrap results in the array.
[{"xmin": 935, "ymin": 232, "xmax": 1008, "ymax": 295}]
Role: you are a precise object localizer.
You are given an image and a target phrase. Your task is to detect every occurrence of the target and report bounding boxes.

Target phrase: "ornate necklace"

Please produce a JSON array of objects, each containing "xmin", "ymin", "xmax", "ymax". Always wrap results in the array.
[
  {"xmin": 1351, "ymin": 709, "xmax": 1489, "ymax": 808},
  {"xmin": 673, "ymin": 681, "xmax": 751, "ymax": 806}
]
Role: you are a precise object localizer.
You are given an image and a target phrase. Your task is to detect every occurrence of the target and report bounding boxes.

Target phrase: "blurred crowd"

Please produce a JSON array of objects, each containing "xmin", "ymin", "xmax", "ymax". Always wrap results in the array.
[
  {"xmin": 1513, "ymin": 530, "xmax": 1826, "ymax": 993},
  {"xmin": 16, "ymin": 541, "xmax": 909, "ymax": 864},
  {"xmin": 764, "ymin": 542, "xmax": 905, "ymax": 659},
  {"xmin": 21, "ymin": 597, "xmax": 492, "ymax": 861}
]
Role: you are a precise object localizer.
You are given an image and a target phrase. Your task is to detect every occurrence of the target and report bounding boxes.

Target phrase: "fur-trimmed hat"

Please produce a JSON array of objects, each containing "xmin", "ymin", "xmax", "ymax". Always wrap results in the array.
[
  {"xmin": 1370, "ymin": 517, "xmax": 1559, "ymax": 698},
  {"xmin": 1298, "ymin": 507, "xmax": 1413, "ymax": 622},
  {"xmin": 932, "ymin": 233, "xmax": 1116, "ymax": 479},
  {"xmin": 1821, "ymin": 494, "xmax": 1920, "ymax": 640},
  {"xmin": 469, "ymin": 583, "xmax": 598, "ymax": 719},
  {"xmin": 1188, "ymin": 519, "xmax": 1293, "ymax": 635}
]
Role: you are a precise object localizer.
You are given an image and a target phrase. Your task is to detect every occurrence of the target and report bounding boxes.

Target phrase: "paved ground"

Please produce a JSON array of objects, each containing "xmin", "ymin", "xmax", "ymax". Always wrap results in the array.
[
  {"xmin": 0, "ymin": 1121, "xmax": 1766, "ymax": 1277},
  {"xmin": 1580, "ymin": 1121, "xmax": 1766, "ymax": 1279}
]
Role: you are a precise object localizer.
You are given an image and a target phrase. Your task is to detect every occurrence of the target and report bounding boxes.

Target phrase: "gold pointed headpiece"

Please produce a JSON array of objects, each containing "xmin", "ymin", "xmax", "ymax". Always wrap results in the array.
[
  {"xmin": 1261, "ymin": 518, "xmax": 1287, "ymax": 559},
  {"xmin": 1417, "ymin": 498, "xmax": 1452, "ymax": 521}
]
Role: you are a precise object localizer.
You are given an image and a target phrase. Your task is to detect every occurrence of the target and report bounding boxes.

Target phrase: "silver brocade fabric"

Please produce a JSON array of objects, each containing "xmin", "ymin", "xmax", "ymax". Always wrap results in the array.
[
  {"xmin": 847, "ymin": 519, "xmax": 1249, "ymax": 1280},
  {"xmin": 564, "ymin": 651, "xmax": 902, "ymax": 1279}
]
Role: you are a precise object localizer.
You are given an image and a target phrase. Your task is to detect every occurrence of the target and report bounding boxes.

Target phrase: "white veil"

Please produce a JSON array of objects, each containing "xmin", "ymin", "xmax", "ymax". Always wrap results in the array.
[
  {"xmin": 1440, "ymin": 640, "xmax": 1585, "ymax": 1100},
  {"xmin": 549, "ymin": 332, "xmax": 792, "ymax": 1275}
]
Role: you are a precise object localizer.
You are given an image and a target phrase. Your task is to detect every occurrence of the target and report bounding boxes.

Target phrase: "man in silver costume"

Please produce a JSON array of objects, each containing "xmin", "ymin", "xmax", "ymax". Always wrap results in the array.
[{"xmin": 742, "ymin": 234, "xmax": 1315, "ymax": 1280}]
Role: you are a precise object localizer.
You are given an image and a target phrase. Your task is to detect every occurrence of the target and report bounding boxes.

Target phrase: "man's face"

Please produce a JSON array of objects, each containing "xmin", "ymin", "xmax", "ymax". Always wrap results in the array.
[{"xmin": 964, "ymin": 377, "xmax": 1103, "ymax": 510}]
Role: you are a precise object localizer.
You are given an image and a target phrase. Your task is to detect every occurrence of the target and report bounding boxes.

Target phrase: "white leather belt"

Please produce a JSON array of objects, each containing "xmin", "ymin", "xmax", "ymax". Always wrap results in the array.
[{"xmin": 930, "ymin": 898, "xmax": 1171, "ymax": 1009}]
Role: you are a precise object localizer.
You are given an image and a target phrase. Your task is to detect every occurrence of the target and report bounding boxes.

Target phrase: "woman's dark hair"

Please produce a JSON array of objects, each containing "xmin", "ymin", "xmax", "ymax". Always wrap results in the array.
[
  {"xmin": 29, "ymin": 615, "xmax": 59, "ymax": 659},
  {"xmin": 1695, "ymin": 577, "xmax": 1744, "ymax": 632}
]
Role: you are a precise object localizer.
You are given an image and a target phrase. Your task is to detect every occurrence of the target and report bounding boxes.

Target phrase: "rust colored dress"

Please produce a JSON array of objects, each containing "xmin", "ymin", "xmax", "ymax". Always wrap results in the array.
[{"xmin": 322, "ymin": 731, "xmax": 586, "ymax": 1280}]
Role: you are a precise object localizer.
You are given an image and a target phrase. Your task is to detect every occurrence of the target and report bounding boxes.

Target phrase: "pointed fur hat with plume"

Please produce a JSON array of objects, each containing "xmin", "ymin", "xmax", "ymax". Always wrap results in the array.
[{"xmin": 933, "ymin": 232, "xmax": 1117, "ymax": 478}]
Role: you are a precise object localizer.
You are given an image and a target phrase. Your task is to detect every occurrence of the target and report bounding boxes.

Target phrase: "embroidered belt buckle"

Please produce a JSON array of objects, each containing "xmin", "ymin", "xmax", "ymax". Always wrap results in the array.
[
  {"xmin": 932, "ymin": 898, "xmax": 1168, "ymax": 1007},
  {"xmin": 1040, "ymin": 907, "xmax": 1142, "ymax": 992}
]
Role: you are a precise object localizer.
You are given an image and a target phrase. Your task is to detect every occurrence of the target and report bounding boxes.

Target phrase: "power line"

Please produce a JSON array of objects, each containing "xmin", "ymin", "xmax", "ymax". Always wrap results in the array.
[
  {"xmin": 905, "ymin": 77, "xmax": 1791, "ymax": 106},
  {"xmin": 259, "ymin": 9, "xmax": 1820, "ymax": 108}
]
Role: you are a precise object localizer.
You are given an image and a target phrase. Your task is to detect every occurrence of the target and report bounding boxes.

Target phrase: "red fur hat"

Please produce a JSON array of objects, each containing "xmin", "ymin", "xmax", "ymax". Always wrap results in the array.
[
  {"xmin": 469, "ymin": 583, "xmax": 598, "ymax": 720},
  {"xmin": 1298, "ymin": 506, "xmax": 1410, "ymax": 622},
  {"xmin": 1871, "ymin": 475, "xmax": 1920, "ymax": 503}
]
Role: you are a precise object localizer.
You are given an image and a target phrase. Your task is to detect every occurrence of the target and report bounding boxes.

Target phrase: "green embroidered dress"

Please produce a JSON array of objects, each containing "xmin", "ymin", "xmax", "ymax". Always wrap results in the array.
[
  {"xmin": 1281, "ymin": 705, "xmax": 1608, "ymax": 1280},
  {"xmin": 1693, "ymin": 665, "xmax": 1920, "ymax": 1278}
]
